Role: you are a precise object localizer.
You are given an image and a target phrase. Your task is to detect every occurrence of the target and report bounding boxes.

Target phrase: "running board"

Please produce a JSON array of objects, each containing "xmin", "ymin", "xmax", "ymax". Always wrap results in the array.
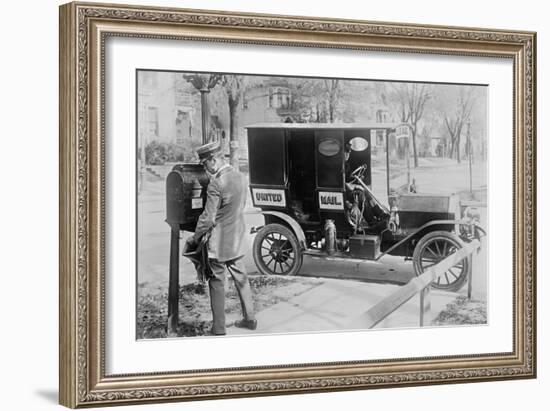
[{"xmin": 303, "ymin": 249, "xmax": 380, "ymax": 264}]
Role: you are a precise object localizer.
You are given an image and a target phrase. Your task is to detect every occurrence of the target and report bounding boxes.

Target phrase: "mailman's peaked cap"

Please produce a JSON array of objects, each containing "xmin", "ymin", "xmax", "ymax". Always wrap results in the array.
[{"xmin": 196, "ymin": 142, "xmax": 222, "ymax": 163}]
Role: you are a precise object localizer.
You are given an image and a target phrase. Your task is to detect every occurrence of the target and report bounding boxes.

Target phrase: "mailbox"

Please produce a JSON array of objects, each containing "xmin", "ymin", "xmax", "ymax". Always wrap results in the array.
[
  {"xmin": 165, "ymin": 163, "xmax": 209, "ymax": 334},
  {"xmin": 165, "ymin": 164, "xmax": 209, "ymax": 232}
]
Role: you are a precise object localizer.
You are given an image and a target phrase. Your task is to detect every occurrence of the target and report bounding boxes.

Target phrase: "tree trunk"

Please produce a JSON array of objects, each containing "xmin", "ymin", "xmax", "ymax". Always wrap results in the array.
[
  {"xmin": 448, "ymin": 137, "xmax": 455, "ymax": 160},
  {"xmin": 315, "ymin": 103, "xmax": 320, "ymax": 123},
  {"xmin": 328, "ymin": 99, "xmax": 335, "ymax": 123},
  {"xmin": 228, "ymin": 99, "xmax": 239, "ymax": 169},
  {"xmin": 456, "ymin": 132, "xmax": 461, "ymax": 163},
  {"xmin": 411, "ymin": 127, "xmax": 419, "ymax": 168}
]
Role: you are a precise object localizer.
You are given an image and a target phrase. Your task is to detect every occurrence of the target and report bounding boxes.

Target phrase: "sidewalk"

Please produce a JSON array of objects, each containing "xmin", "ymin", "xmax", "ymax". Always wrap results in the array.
[{"xmin": 226, "ymin": 277, "xmax": 463, "ymax": 336}]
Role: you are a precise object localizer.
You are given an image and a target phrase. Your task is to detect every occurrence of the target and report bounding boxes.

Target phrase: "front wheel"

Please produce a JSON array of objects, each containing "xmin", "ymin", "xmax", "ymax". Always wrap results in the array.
[
  {"xmin": 252, "ymin": 223, "xmax": 303, "ymax": 276},
  {"xmin": 412, "ymin": 230, "xmax": 471, "ymax": 292}
]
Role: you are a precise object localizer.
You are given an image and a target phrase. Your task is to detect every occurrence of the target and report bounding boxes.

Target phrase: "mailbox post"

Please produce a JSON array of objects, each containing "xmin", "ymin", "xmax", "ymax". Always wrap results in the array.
[
  {"xmin": 165, "ymin": 164, "xmax": 208, "ymax": 335},
  {"xmin": 167, "ymin": 223, "xmax": 180, "ymax": 335}
]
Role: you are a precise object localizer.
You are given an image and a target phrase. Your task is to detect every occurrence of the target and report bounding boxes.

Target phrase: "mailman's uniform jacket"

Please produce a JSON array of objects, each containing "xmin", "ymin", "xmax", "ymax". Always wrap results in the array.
[{"xmin": 192, "ymin": 164, "xmax": 247, "ymax": 262}]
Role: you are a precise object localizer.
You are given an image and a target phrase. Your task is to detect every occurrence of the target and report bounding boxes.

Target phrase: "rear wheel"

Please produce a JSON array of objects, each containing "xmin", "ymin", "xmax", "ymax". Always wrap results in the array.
[
  {"xmin": 252, "ymin": 224, "xmax": 303, "ymax": 276},
  {"xmin": 412, "ymin": 230, "xmax": 470, "ymax": 292}
]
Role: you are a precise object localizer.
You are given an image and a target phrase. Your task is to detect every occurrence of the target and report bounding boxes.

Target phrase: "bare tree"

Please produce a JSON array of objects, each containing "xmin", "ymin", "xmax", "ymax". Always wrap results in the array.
[
  {"xmin": 442, "ymin": 86, "xmax": 476, "ymax": 163},
  {"xmin": 283, "ymin": 78, "xmax": 357, "ymax": 124},
  {"xmin": 391, "ymin": 83, "xmax": 431, "ymax": 168},
  {"xmin": 220, "ymin": 75, "xmax": 249, "ymax": 168},
  {"xmin": 323, "ymin": 79, "xmax": 341, "ymax": 123},
  {"xmin": 182, "ymin": 74, "xmax": 221, "ymax": 144},
  {"xmin": 283, "ymin": 78, "xmax": 326, "ymax": 123}
]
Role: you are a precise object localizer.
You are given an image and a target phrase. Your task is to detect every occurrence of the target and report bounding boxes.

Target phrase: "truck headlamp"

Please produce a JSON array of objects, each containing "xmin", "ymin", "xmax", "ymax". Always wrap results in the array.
[{"xmin": 462, "ymin": 206, "xmax": 480, "ymax": 224}]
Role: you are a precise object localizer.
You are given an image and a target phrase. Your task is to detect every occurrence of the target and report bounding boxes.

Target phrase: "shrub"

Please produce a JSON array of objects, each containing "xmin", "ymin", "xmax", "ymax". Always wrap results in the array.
[{"xmin": 145, "ymin": 140, "xmax": 186, "ymax": 165}]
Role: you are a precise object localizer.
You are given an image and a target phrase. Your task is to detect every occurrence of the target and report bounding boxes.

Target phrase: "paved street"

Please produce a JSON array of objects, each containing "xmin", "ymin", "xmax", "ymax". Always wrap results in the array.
[{"xmin": 370, "ymin": 156, "xmax": 487, "ymax": 201}]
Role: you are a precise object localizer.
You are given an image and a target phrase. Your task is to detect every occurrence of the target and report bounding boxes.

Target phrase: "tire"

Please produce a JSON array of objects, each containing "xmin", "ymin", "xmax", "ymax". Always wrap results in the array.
[
  {"xmin": 252, "ymin": 223, "xmax": 303, "ymax": 276},
  {"xmin": 412, "ymin": 230, "xmax": 471, "ymax": 292}
]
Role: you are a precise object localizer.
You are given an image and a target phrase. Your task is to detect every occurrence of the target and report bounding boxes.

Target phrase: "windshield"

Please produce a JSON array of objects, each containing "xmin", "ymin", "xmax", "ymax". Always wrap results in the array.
[{"xmin": 368, "ymin": 127, "xmax": 410, "ymax": 207}]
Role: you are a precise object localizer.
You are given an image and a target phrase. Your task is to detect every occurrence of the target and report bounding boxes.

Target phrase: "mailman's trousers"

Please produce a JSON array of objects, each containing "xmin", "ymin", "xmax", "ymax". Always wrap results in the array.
[{"xmin": 208, "ymin": 257, "xmax": 255, "ymax": 334}]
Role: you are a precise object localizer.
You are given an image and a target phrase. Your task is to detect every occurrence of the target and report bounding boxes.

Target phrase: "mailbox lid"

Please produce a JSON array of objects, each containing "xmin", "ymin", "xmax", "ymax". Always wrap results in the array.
[{"xmin": 165, "ymin": 164, "xmax": 208, "ymax": 228}]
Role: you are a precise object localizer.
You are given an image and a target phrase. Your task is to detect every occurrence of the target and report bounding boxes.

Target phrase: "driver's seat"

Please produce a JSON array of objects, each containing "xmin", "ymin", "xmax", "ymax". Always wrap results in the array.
[{"xmin": 345, "ymin": 184, "xmax": 389, "ymax": 233}]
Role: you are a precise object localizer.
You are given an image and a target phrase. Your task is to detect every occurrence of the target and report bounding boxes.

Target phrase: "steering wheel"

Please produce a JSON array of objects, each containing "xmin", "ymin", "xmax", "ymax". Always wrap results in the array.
[{"xmin": 350, "ymin": 164, "xmax": 367, "ymax": 181}]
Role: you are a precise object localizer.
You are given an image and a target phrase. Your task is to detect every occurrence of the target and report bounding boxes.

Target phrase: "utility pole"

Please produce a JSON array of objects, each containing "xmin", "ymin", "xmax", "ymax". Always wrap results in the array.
[
  {"xmin": 182, "ymin": 74, "xmax": 221, "ymax": 145},
  {"xmin": 385, "ymin": 129, "xmax": 390, "ymax": 197},
  {"xmin": 467, "ymin": 120, "xmax": 472, "ymax": 194},
  {"xmin": 199, "ymin": 88, "xmax": 210, "ymax": 144},
  {"xmin": 406, "ymin": 138, "xmax": 411, "ymax": 188}
]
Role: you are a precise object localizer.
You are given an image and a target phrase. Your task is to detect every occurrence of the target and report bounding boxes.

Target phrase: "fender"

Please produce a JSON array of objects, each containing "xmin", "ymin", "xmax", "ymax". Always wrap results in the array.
[
  {"xmin": 259, "ymin": 211, "xmax": 307, "ymax": 250},
  {"xmin": 377, "ymin": 219, "xmax": 462, "ymax": 260}
]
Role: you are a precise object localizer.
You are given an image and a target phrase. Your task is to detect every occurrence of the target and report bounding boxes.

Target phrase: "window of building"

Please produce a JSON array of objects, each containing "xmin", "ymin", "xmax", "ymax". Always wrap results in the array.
[
  {"xmin": 268, "ymin": 87, "xmax": 291, "ymax": 109},
  {"xmin": 370, "ymin": 129, "xmax": 386, "ymax": 147},
  {"xmin": 376, "ymin": 109, "xmax": 389, "ymax": 123},
  {"xmin": 147, "ymin": 106, "xmax": 159, "ymax": 137},
  {"xmin": 376, "ymin": 130, "xmax": 385, "ymax": 147},
  {"xmin": 277, "ymin": 90, "xmax": 283, "ymax": 108}
]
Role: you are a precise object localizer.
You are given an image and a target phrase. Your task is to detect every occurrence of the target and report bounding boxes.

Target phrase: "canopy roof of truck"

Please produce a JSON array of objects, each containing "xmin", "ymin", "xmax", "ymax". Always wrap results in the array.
[{"xmin": 245, "ymin": 122, "xmax": 401, "ymax": 130}]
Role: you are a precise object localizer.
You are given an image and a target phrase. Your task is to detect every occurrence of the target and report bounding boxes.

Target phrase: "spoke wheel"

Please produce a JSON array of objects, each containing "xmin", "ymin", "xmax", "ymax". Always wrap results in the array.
[
  {"xmin": 253, "ymin": 224, "xmax": 303, "ymax": 276},
  {"xmin": 413, "ymin": 230, "xmax": 470, "ymax": 292}
]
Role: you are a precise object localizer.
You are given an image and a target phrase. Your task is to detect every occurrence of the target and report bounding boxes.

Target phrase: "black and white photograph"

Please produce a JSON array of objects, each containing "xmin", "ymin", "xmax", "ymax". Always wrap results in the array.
[{"xmin": 136, "ymin": 70, "xmax": 488, "ymax": 339}]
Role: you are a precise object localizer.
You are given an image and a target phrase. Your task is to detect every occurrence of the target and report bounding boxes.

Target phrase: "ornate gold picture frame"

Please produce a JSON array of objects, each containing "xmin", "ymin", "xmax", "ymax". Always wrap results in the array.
[{"xmin": 59, "ymin": 1, "xmax": 536, "ymax": 408}]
